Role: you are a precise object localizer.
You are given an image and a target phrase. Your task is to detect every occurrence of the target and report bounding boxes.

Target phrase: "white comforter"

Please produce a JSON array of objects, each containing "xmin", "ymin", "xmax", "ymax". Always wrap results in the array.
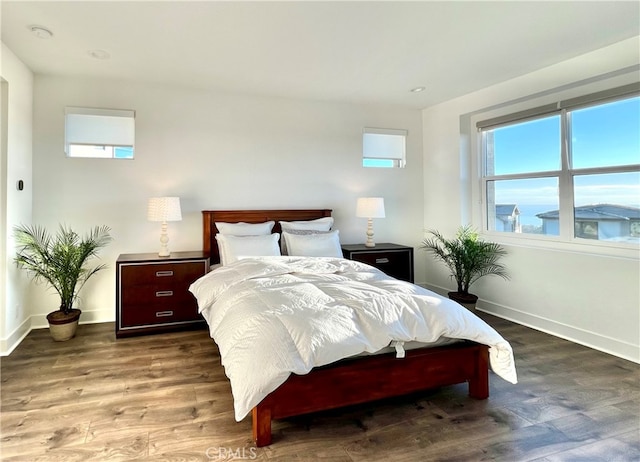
[{"xmin": 189, "ymin": 256, "xmax": 517, "ymax": 421}]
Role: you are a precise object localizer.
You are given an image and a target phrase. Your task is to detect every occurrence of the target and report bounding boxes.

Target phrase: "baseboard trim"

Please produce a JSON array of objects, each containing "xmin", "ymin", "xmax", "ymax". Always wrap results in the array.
[
  {"xmin": 78, "ymin": 309, "xmax": 115, "ymax": 325},
  {"xmin": 4, "ymin": 310, "xmax": 115, "ymax": 356},
  {"xmin": 1, "ymin": 317, "xmax": 32, "ymax": 357},
  {"xmin": 5, "ymin": 293, "xmax": 638, "ymax": 364},
  {"xmin": 478, "ymin": 301, "xmax": 640, "ymax": 364},
  {"xmin": 30, "ymin": 309, "xmax": 115, "ymax": 330},
  {"xmin": 422, "ymin": 282, "xmax": 639, "ymax": 364}
]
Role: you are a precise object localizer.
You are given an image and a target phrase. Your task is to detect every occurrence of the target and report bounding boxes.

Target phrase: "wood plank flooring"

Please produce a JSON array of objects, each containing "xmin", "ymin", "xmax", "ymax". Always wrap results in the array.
[{"xmin": 1, "ymin": 313, "xmax": 638, "ymax": 461}]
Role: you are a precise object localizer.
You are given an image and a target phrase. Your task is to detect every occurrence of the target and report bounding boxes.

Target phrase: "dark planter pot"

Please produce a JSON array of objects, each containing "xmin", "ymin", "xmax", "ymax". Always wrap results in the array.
[
  {"xmin": 46, "ymin": 309, "xmax": 82, "ymax": 341},
  {"xmin": 447, "ymin": 292, "xmax": 478, "ymax": 310}
]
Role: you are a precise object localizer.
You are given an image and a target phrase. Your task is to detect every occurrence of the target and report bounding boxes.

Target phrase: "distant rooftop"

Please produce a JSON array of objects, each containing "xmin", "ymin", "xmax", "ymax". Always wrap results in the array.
[
  {"xmin": 496, "ymin": 204, "xmax": 519, "ymax": 216},
  {"xmin": 537, "ymin": 204, "xmax": 640, "ymax": 220}
]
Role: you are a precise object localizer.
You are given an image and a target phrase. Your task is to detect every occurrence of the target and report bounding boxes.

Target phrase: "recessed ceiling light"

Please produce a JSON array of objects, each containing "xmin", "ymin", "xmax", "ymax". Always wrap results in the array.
[
  {"xmin": 28, "ymin": 25, "xmax": 53, "ymax": 39},
  {"xmin": 410, "ymin": 86, "xmax": 426, "ymax": 93},
  {"xmin": 88, "ymin": 49, "xmax": 111, "ymax": 60}
]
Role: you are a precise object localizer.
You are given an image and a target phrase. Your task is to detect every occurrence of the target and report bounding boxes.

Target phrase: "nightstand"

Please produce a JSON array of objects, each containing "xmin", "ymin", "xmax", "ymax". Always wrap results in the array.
[
  {"xmin": 115, "ymin": 251, "xmax": 209, "ymax": 338},
  {"xmin": 341, "ymin": 243, "xmax": 414, "ymax": 283}
]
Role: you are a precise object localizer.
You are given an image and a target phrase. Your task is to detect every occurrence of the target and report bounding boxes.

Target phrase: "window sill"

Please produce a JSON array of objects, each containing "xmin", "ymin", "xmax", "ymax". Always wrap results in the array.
[{"xmin": 481, "ymin": 231, "xmax": 640, "ymax": 260}]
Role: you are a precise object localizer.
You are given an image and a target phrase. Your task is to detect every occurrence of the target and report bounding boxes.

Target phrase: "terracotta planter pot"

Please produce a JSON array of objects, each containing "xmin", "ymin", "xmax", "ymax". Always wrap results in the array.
[
  {"xmin": 46, "ymin": 309, "xmax": 82, "ymax": 341},
  {"xmin": 447, "ymin": 292, "xmax": 478, "ymax": 311}
]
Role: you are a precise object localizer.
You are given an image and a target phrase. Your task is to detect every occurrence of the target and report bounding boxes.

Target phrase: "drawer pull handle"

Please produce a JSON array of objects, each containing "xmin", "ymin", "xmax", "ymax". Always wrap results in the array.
[
  {"xmin": 155, "ymin": 290, "xmax": 174, "ymax": 297},
  {"xmin": 376, "ymin": 258, "xmax": 390, "ymax": 264},
  {"xmin": 156, "ymin": 311, "xmax": 174, "ymax": 318},
  {"xmin": 156, "ymin": 270, "xmax": 174, "ymax": 277}
]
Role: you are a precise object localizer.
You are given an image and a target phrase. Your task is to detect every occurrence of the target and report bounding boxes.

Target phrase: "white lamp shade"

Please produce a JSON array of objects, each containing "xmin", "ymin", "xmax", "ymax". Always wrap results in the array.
[
  {"xmin": 147, "ymin": 197, "xmax": 182, "ymax": 222},
  {"xmin": 356, "ymin": 197, "xmax": 385, "ymax": 218}
]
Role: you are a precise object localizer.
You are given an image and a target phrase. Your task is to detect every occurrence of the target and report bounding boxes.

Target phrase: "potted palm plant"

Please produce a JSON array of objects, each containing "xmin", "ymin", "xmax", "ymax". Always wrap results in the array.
[
  {"xmin": 14, "ymin": 224, "xmax": 112, "ymax": 341},
  {"xmin": 421, "ymin": 225, "xmax": 509, "ymax": 310}
]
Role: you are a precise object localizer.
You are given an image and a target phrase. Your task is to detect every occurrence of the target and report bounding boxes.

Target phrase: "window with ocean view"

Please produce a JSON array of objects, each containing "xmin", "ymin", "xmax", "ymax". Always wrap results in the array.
[{"xmin": 479, "ymin": 84, "xmax": 639, "ymax": 245}]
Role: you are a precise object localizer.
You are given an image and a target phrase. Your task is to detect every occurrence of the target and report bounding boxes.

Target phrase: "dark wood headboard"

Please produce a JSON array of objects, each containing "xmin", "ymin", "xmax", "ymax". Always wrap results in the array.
[{"xmin": 202, "ymin": 209, "xmax": 333, "ymax": 264}]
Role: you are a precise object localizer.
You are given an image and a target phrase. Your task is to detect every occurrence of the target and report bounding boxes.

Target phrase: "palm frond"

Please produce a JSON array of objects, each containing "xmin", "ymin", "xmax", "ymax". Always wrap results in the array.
[
  {"xmin": 14, "ymin": 224, "xmax": 112, "ymax": 314},
  {"xmin": 421, "ymin": 225, "xmax": 509, "ymax": 295}
]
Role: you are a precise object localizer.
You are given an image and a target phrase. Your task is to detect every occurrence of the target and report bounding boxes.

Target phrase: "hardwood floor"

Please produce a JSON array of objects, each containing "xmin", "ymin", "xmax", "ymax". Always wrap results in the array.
[{"xmin": 1, "ymin": 313, "xmax": 638, "ymax": 461}]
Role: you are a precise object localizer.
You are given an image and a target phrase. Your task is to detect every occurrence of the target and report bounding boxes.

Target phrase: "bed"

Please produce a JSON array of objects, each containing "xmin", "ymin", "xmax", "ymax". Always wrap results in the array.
[{"xmin": 194, "ymin": 209, "xmax": 517, "ymax": 446}]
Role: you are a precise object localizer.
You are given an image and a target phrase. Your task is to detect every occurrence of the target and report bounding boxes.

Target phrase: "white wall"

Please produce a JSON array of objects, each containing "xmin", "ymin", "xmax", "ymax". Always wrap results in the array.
[
  {"xmin": 30, "ymin": 76, "xmax": 424, "ymax": 329},
  {"xmin": 0, "ymin": 42, "xmax": 34, "ymax": 355},
  {"xmin": 422, "ymin": 37, "xmax": 640, "ymax": 362}
]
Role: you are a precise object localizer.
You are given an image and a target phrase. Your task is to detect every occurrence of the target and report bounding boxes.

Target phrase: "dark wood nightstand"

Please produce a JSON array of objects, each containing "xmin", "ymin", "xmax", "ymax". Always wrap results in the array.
[
  {"xmin": 115, "ymin": 251, "xmax": 209, "ymax": 338},
  {"xmin": 341, "ymin": 243, "xmax": 414, "ymax": 283}
]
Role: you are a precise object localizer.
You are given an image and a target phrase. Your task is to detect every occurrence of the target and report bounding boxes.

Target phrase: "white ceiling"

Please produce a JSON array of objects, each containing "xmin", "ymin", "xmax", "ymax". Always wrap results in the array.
[{"xmin": 2, "ymin": 1, "xmax": 639, "ymax": 109}]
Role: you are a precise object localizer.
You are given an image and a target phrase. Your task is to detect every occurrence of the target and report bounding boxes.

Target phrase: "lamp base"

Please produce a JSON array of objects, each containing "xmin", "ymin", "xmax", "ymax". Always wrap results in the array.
[
  {"xmin": 364, "ymin": 218, "xmax": 375, "ymax": 247},
  {"xmin": 158, "ymin": 221, "xmax": 171, "ymax": 257}
]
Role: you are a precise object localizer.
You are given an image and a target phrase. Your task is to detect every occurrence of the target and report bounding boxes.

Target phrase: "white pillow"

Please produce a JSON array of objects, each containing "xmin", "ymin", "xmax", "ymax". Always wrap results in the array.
[
  {"xmin": 279, "ymin": 217, "xmax": 333, "ymax": 232},
  {"xmin": 283, "ymin": 230, "xmax": 342, "ymax": 258},
  {"xmin": 215, "ymin": 233, "xmax": 281, "ymax": 265},
  {"xmin": 216, "ymin": 221, "xmax": 275, "ymax": 236},
  {"xmin": 215, "ymin": 221, "xmax": 275, "ymax": 264},
  {"xmin": 279, "ymin": 217, "xmax": 334, "ymax": 254}
]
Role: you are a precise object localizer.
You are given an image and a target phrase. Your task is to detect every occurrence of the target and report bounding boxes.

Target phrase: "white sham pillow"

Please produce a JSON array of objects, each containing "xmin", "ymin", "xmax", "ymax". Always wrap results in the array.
[
  {"xmin": 283, "ymin": 229, "xmax": 342, "ymax": 258},
  {"xmin": 215, "ymin": 221, "xmax": 275, "ymax": 264},
  {"xmin": 279, "ymin": 217, "xmax": 333, "ymax": 232},
  {"xmin": 279, "ymin": 217, "xmax": 334, "ymax": 254},
  {"xmin": 215, "ymin": 233, "xmax": 281, "ymax": 265},
  {"xmin": 216, "ymin": 221, "xmax": 275, "ymax": 236}
]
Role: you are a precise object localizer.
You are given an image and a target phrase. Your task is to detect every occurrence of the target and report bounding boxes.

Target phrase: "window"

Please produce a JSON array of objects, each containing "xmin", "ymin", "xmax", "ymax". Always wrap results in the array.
[
  {"xmin": 363, "ymin": 127, "xmax": 407, "ymax": 168},
  {"xmin": 65, "ymin": 107, "xmax": 135, "ymax": 158},
  {"xmin": 479, "ymin": 84, "xmax": 639, "ymax": 245}
]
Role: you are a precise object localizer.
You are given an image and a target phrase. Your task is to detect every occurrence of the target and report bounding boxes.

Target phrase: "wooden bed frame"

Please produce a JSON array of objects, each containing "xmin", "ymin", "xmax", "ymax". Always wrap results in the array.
[{"xmin": 202, "ymin": 209, "xmax": 490, "ymax": 447}]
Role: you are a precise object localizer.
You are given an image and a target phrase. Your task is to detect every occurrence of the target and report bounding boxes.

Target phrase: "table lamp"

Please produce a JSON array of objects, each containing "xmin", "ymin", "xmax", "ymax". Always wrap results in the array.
[
  {"xmin": 356, "ymin": 197, "xmax": 385, "ymax": 248},
  {"xmin": 147, "ymin": 197, "xmax": 182, "ymax": 257}
]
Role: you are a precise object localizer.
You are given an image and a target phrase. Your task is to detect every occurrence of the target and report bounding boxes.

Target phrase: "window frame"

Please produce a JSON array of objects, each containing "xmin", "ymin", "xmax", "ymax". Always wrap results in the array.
[{"xmin": 472, "ymin": 82, "xmax": 640, "ymax": 257}]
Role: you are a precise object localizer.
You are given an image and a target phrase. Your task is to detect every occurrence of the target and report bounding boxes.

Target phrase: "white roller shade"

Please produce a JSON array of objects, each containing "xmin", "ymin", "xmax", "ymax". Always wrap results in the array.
[
  {"xmin": 65, "ymin": 107, "xmax": 135, "ymax": 154},
  {"xmin": 363, "ymin": 127, "xmax": 407, "ymax": 166}
]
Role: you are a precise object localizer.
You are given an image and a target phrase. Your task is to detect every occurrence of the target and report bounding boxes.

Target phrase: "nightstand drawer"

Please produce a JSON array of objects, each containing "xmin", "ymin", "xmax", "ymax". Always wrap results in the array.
[
  {"xmin": 121, "ymin": 283, "xmax": 195, "ymax": 307},
  {"xmin": 120, "ymin": 262, "xmax": 204, "ymax": 285},
  {"xmin": 121, "ymin": 303, "xmax": 199, "ymax": 328},
  {"xmin": 342, "ymin": 243, "xmax": 414, "ymax": 283},
  {"xmin": 351, "ymin": 250, "xmax": 408, "ymax": 270}
]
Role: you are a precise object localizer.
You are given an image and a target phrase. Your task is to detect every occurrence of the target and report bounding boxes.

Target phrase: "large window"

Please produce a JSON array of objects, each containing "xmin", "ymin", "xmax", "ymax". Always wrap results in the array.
[
  {"xmin": 65, "ymin": 107, "xmax": 135, "ymax": 159},
  {"xmin": 479, "ymin": 84, "xmax": 639, "ymax": 245}
]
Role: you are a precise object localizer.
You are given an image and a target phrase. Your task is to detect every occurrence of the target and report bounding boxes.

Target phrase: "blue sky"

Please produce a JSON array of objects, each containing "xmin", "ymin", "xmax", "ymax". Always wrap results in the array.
[{"xmin": 491, "ymin": 96, "xmax": 640, "ymax": 209}]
